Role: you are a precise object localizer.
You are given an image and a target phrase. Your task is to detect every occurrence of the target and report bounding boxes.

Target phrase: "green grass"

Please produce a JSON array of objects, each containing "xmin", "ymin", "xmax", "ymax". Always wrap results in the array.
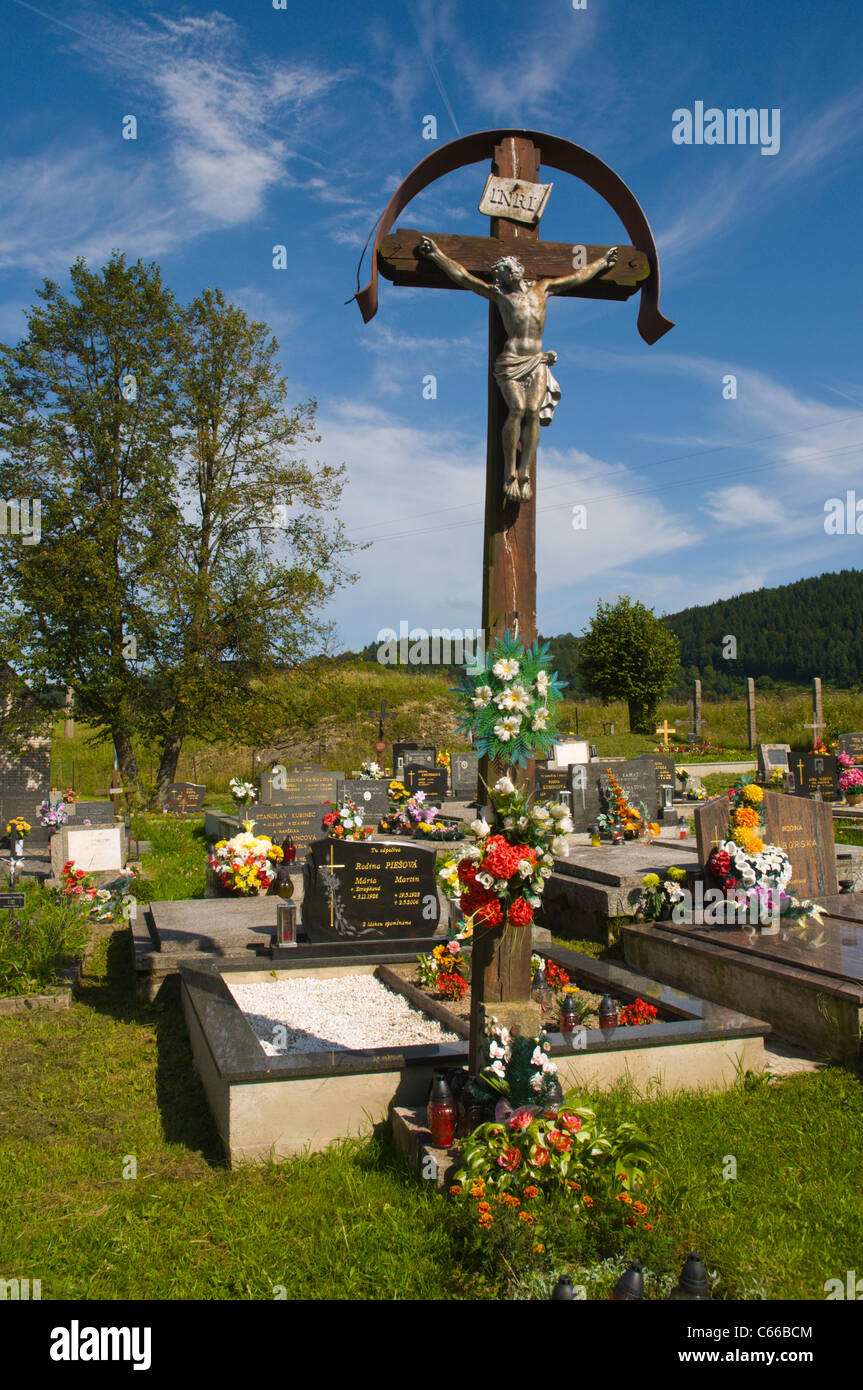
[
  {"xmin": 1, "ymin": 916, "xmax": 862, "ymax": 1299},
  {"xmin": 0, "ymin": 881, "xmax": 89, "ymax": 996},
  {"xmin": 129, "ymin": 814, "xmax": 209, "ymax": 902}
]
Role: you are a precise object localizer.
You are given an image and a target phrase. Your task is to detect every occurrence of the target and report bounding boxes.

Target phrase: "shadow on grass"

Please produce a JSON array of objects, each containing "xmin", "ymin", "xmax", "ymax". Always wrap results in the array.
[{"xmin": 79, "ymin": 924, "xmax": 226, "ymax": 1169}]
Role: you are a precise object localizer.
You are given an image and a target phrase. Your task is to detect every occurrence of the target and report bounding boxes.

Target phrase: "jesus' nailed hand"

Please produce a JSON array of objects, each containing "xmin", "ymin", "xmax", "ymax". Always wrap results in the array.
[{"xmin": 418, "ymin": 235, "xmax": 617, "ymax": 501}]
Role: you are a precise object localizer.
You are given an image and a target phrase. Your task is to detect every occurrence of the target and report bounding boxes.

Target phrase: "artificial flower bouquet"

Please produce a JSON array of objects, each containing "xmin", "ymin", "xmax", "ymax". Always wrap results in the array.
[
  {"xmin": 603, "ymin": 769, "xmax": 649, "ymax": 835},
  {"xmin": 6, "ymin": 816, "xmax": 31, "ymax": 840},
  {"xmin": 208, "ymin": 825, "xmax": 283, "ymax": 896},
  {"xmin": 838, "ymin": 754, "xmax": 863, "ymax": 800},
  {"xmin": 381, "ymin": 790, "xmax": 460, "ymax": 840},
  {"xmin": 37, "ymin": 794, "xmax": 68, "ymax": 829},
  {"xmin": 439, "ymin": 776, "xmax": 573, "ymax": 935},
  {"xmin": 387, "ymin": 779, "xmax": 410, "ymax": 806},
  {"xmin": 416, "ymin": 920, "xmax": 473, "ymax": 1001},
  {"xmin": 355, "ymin": 759, "xmax": 386, "ymax": 780},
  {"xmin": 322, "ymin": 798, "xmax": 373, "ymax": 841},
  {"xmin": 639, "ymin": 867, "xmax": 688, "ymax": 920},
  {"xmin": 452, "ymin": 632, "xmax": 564, "ymax": 768},
  {"xmin": 229, "ymin": 777, "xmax": 257, "ymax": 808}
]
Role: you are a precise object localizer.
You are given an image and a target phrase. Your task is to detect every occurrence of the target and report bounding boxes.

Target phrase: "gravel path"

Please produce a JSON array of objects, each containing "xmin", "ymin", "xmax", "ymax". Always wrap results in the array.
[{"xmin": 228, "ymin": 974, "xmax": 461, "ymax": 1055}]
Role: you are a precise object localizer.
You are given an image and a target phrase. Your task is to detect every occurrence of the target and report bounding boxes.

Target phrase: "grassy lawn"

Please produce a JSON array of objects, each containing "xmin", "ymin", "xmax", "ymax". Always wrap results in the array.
[{"xmin": 1, "ymin": 906, "xmax": 862, "ymax": 1300}]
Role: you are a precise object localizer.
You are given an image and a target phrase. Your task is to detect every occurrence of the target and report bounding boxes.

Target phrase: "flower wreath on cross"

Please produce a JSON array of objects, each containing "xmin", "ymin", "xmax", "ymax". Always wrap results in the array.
[{"xmin": 452, "ymin": 632, "xmax": 565, "ymax": 769}]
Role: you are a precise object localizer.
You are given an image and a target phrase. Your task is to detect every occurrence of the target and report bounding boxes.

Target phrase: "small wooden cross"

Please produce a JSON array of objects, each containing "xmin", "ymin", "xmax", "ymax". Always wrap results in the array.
[
  {"xmin": 803, "ymin": 716, "xmax": 823, "ymax": 748},
  {"xmin": 797, "ymin": 758, "xmax": 806, "ymax": 783},
  {"xmin": 655, "ymin": 720, "xmax": 674, "ymax": 747}
]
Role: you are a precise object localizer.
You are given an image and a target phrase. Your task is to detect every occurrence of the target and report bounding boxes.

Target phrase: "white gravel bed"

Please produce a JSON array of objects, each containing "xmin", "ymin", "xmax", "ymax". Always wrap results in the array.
[{"xmin": 227, "ymin": 974, "xmax": 461, "ymax": 1055}]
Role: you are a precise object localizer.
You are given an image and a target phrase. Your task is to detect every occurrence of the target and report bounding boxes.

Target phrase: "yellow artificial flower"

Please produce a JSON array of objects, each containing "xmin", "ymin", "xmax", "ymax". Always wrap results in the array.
[
  {"xmin": 742, "ymin": 784, "xmax": 763, "ymax": 804},
  {"xmin": 732, "ymin": 806, "xmax": 759, "ymax": 829},
  {"xmin": 642, "ymin": 874, "xmax": 661, "ymax": 889},
  {"xmin": 667, "ymin": 867, "xmax": 687, "ymax": 882}
]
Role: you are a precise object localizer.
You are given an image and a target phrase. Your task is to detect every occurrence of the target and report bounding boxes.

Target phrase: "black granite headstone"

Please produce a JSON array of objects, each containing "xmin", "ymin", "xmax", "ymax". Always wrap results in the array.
[
  {"xmin": 839, "ymin": 733, "xmax": 863, "ymax": 764},
  {"xmin": 71, "ymin": 801, "xmax": 118, "ymax": 826},
  {"xmin": 336, "ymin": 779, "xmax": 389, "ymax": 820},
  {"xmin": 599, "ymin": 758, "xmax": 659, "ymax": 821},
  {"xmin": 392, "ymin": 742, "xmax": 419, "ymax": 775},
  {"xmin": 259, "ymin": 769, "xmax": 339, "ymax": 805},
  {"xmin": 450, "ymin": 751, "xmax": 479, "ymax": 799},
  {"xmin": 535, "ymin": 767, "xmax": 572, "ymax": 802},
  {"xmin": 303, "ymin": 838, "xmax": 440, "ymax": 942},
  {"xmin": 245, "ymin": 802, "xmax": 323, "ymax": 855},
  {"xmin": 789, "ymin": 752, "xmax": 839, "ymax": 802},
  {"xmin": 405, "ymin": 766, "xmax": 448, "ymax": 800},
  {"xmin": 567, "ymin": 766, "xmax": 605, "ymax": 832},
  {"xmin": 162, "ymin": 782, "xmax": 206, "ymax": 814}
]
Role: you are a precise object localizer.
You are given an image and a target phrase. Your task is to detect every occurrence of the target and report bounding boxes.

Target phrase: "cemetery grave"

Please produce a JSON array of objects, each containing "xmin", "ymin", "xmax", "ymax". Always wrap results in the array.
[{"xmin": 622, "ymin": 788, "xmax": 863, "ymax": 1060}]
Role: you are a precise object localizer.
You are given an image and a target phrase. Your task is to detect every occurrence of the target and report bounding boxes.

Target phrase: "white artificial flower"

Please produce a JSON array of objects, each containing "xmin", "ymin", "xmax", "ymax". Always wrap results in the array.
[
  {"xmin": 532, "ymin": 709, "xmax": 549, "ymax": 731},
  {"xmin": 470, "ymin": 818, "xmax": 491, "ymax": 838},
  {"xmin": 550, "ymin": 835, "xmax": 569, "ymax": 857},
  {"xmin": 539, "ymin": 866, "xmax": 553, "ymax": 879},
  {"xmin": 530, "ymin": 1074, "xmax": 543, "ymax": 1092},
  {"xmin": 492, "ymin": 658, "xmax": 520, "ymax": 680},
  {"xmin": 503, "ymin": 816, "xmax": 514, "ymax": 829},
  {"xmin": 549, "ymin": 803, "xmax": 568, "ymax": 820},
  {"xmin": 531, "ymin": 806, "xmax": 551, "ymax": 824},
  {"xmin": 472, "ymin": 685, "xmax": 493, "ymax": 708},
  {"xmin": 494, "ymin": 879, "xmax": 509, "ymax": 893},
  {"xmin": 498, "ymin": 1027, "xmax": 511, "ymax": 1046},
  {"xmin": 476, "ymin": 872, "xmax": 494, "ymax": 890},
  {"xmin": 489, "ymin": 1041, "xmax": 506, "ymax": 1060},
  {"xmin": 494, "ymin": 776, "xmax": 516, "ymax": 795},
  {"xmin": 541, "ymin": 852, "xmax": 555, "ymax": 868},
  {"xmin": 464, "ymin": 844, "xmax": 483, "ymax": 861},
  {"xmin": 535, "ymin": 670, "xmax": 549, "ymax": 692},
  {"xmin": 531, "ymin": 1046, "xmax": 544, "ymax": 1065},
  {"xmin": 517, "ymin": 860, "xmax": 533, "ymax": 878},
  {"xmin": 493, "ymin": 721, "xmax": 513, "ymax": 742},
  {"xmin": 489, "ymin": 1059, "xmax": 507, "ymax": 1080},
  {"xmin": 558, "ymin": 816, "xmax": 574, "ymax": 834},
  {"xmin": 509, "ymin": 683, "xmax": 531, "ymax": 713}
]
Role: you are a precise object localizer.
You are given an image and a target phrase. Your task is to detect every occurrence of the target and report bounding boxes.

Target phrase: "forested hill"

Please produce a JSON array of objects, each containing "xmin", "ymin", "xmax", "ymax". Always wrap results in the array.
[{"xmin": 662, "ymin": 568, "xmax": 863, "ymax": 689}]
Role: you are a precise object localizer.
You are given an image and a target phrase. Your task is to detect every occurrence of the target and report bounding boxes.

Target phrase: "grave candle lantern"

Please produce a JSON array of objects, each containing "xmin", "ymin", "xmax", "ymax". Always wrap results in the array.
[
  {"xmin": 531, "ymin": 964, "xmax": 553, "ymax": 1013},
  {"xmin": 275, "ymin": 902, "xmax": 296, "ymax": 946},
  {"xmin": 667, "ymin": 1250, "xmax": 711, "ymax": 1300},
  {"xmin": 427, "ymin": 1072, "xmax": 456, "ymax": 1148},
  {"xmin": 550, "ymin": 1274, "xmax": 578, "ymax": 1300},
  {"xmin": 559, "ymin": 993, "xmax": 577, "ymax": 1034},
  {"xmin": 610, "ymin": 1260, "xmax": 644, "ymax": 1300},
  {"xmin": 598, "ymin": 995, "xmax": 618, "ymax": 1029}
]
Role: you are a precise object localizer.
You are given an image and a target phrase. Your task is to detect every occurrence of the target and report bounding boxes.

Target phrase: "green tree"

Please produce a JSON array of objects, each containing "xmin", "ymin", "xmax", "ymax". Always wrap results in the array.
[
  {"xmin": 0, "ymin": 259, "xmax": 357, "ymax": 803},
  {"xmin": 138, "ymin": 287, "xmax": 356, "ymax": 803},
  {"xmin": 578, "ymin": 596, "xmax": 680, "ymax": 733},
  {"xmin": 0, "ymin": 252, "xmax": 181, "ymax": 788}
]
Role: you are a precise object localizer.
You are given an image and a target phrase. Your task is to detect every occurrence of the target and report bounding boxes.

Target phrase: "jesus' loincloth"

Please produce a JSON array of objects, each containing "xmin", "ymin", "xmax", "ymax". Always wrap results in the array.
[{"xmin": 493, "ymin": 348, "xmax": 561, "ymax": 425}]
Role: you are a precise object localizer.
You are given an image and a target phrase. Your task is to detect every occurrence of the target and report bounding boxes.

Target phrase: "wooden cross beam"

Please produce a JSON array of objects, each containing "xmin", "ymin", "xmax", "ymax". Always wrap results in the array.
[
  {"xmin": 655, "ymin": 719, "xmax": 674, "ymax": 747},
  {"xmin": 378, "ymin": 231, "xmax": 649, "ymax": 299}
]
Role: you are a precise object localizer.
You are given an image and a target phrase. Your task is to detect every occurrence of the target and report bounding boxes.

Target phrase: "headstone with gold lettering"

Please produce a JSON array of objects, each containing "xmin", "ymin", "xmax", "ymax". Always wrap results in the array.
[{"xmin": 302, "ymin": 839, "xmax": 440, "ymax": 943}]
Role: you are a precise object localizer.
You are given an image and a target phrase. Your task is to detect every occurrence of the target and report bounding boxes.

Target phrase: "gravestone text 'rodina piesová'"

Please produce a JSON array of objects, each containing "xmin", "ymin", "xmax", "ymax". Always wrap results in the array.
[{"xmin": 302, "ymin": 839, "xmax": 440, "ymax": 943}]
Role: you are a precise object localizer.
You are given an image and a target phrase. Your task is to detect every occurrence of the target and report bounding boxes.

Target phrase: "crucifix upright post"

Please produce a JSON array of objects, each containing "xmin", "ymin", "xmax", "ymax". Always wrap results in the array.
[{"xmin": 357, "ymin": 127, "xmax": 672, "ymax": 1073}]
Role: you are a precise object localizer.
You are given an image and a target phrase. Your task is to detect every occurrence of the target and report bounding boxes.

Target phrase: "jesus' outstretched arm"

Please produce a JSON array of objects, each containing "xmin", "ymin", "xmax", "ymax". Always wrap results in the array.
[
  {"xmin": 417, "ymin": 236, "xmax": 497, "ymax": 301},
  {"xmin": 541, "ymin": 246, "xmax": 618, "ymax": 297}
]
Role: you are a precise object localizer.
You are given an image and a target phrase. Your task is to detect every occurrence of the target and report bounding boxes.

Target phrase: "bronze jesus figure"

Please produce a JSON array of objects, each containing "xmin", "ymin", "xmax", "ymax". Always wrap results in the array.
[{"xmin": 418, "ymin": 236, "xmax": 617, "ymax": 501}]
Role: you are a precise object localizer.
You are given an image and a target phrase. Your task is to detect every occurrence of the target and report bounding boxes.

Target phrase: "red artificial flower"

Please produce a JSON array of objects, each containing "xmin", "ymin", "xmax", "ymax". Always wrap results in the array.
[
  {"xmin": 457, "ymin": 858, "xmax": 479, "ymax": 884},
  {"xmin": 550, "ymin": 1132, "xmax": 572, "ymax": 1152},
  {"xmin": 507, "ymin": 897, "xmax": 534, "ymax": 927},
  {"xmin": 508, "ymin": 1108, "xmax": 535, "ymax": 1132},
  {"xmin": 558, "ymin": 1111, "xmax": 583, "ymax": 1134},
  {"xmin": 473, "ymin": 897, "xmax": 503, "ymax": 929},
  {"xmin": 497, "ymin": 1148, "xmax": 522, "ymax": 1171},
  {"xmin": 322, "ymin": 813, "xmax": 336, "ymax": 827},
  {"xmin": 480, "ymin": 835, "xmax": 524, "ymax": 881},
  {"xmin": 531, "ymin": 1146, "xmax": 551, "ymax": 1168}
]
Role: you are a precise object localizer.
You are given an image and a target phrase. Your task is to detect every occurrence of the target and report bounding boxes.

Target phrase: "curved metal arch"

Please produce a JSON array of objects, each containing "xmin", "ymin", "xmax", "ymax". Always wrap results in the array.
[{"xmin": 353, "ymin": 128, "xmax": 673, "ymax": 344}]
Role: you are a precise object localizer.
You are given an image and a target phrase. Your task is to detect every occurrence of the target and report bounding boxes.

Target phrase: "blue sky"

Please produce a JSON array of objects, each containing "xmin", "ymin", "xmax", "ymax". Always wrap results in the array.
[{"xmin": 1, "ymin": 0, "xmax": 862, "ymax": 652}]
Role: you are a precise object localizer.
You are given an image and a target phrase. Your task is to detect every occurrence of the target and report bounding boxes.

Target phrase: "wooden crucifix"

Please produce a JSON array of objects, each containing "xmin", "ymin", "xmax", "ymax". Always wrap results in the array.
[{"xmin": 354, "ymin": 129, "xmax": 672, "ymax": 1067}]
